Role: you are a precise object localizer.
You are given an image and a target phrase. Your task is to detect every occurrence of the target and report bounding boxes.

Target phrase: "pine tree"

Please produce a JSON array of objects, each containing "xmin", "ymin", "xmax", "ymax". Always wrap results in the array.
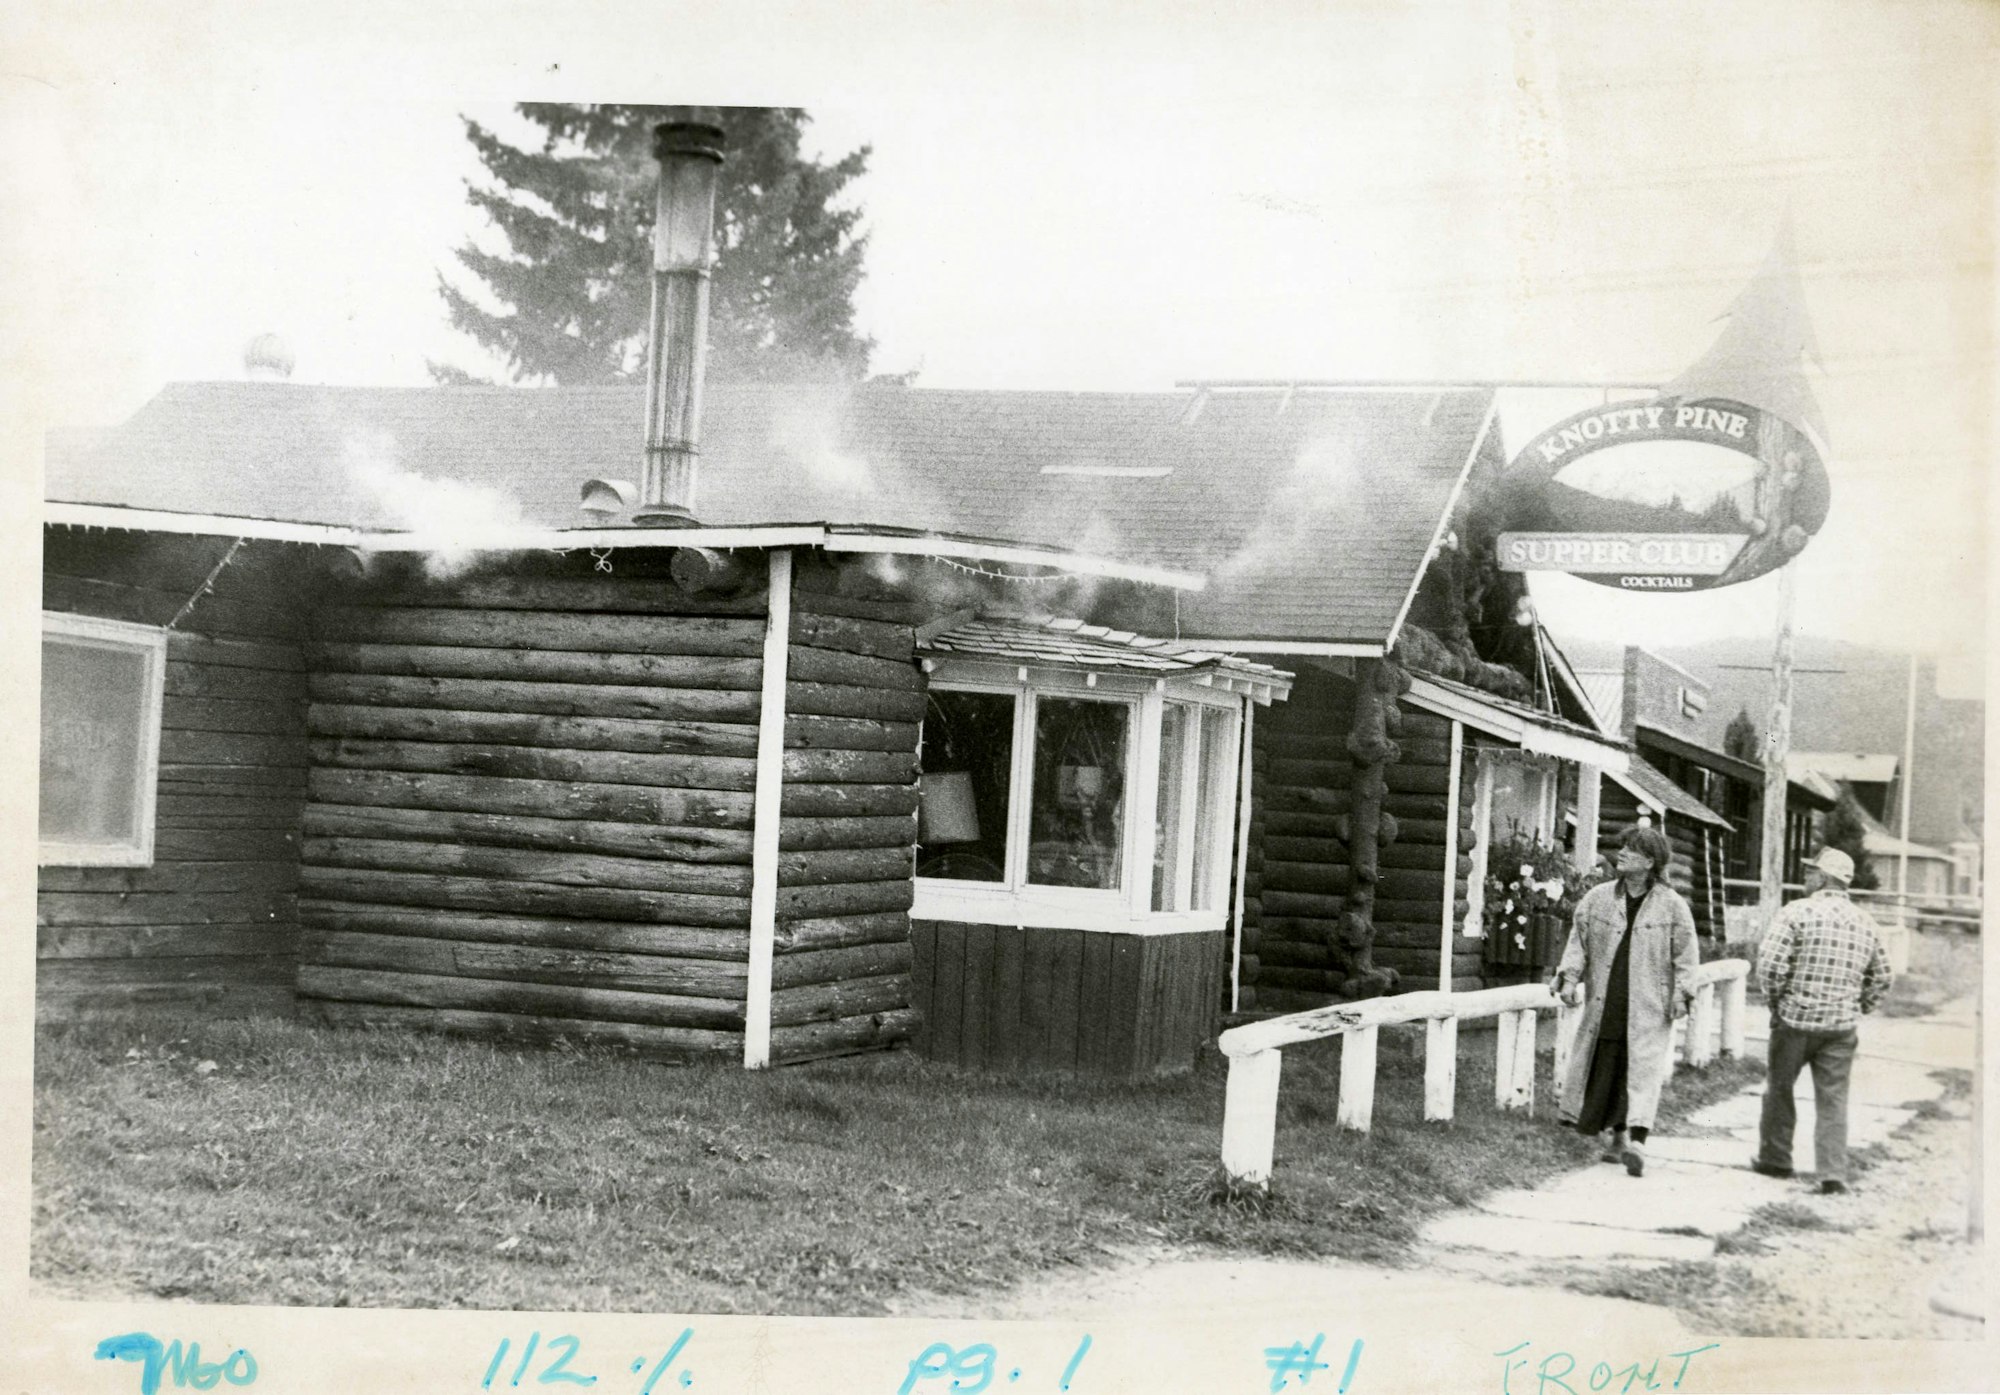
[
  {"xmin": 436, "ymin": 105, "xmax": 873, "ymax": 385},
  {"xmin": 1723, "ymin": 706, "xmax": 1761, "ymax": 762},
  {"xmin": 1820, "ymin": 788, "xmax": 1880, "ymax": 891}
]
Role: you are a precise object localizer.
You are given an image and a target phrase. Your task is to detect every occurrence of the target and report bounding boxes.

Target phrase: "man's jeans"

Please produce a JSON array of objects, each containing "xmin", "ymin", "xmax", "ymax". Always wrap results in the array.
[{"xmin": 1757, "ymin": 1019, "xmax": 1860, "ymax": 1181}]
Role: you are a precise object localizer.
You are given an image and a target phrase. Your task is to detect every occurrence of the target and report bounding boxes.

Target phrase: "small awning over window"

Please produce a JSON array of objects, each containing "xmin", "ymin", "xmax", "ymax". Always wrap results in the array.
[
  {"xmin": 918, "ymin": 614, "xmax": 1294, "ymax": 705},
  {"xmin": 1611, "ymin": 755, "xmax": 1734, "ymax": 830},
  {"xmin": 1404, "ymin": 673, "xmax": 1631, "ymax": 772}
]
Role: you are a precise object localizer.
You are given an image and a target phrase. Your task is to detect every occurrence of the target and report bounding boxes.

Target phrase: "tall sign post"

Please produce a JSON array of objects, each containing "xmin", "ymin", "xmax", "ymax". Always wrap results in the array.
[{"xmin": 1757, "ymin": 560, "xmax": 1797, "ymax": 919}]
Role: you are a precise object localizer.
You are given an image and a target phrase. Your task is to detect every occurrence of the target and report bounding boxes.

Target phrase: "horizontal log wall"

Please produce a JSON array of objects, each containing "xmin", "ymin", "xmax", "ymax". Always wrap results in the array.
[
  {"xmin": 38, "ymin": 531, "xmax": 317, "ymax": 1019},
  {"xmin": 296, "ymin": 558, "xmax": 776, "ymax": 1061},
  {"xmin": 1597, "ymin": 786, "xmax": 1717, "ymax": 939},
  {"xmin": 1242, "ymin": 667, "xmax": 1478, "ymax": 1013},
  {"xmin": 769, "ymin": 569, "xmax": 923, "ymax": 1064}
]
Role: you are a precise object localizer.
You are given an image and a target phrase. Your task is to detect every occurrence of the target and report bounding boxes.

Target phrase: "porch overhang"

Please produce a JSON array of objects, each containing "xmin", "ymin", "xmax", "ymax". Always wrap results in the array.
[{"xmin": 1405, "ymin": 674, "xmax": 1631, "ymax": 773}]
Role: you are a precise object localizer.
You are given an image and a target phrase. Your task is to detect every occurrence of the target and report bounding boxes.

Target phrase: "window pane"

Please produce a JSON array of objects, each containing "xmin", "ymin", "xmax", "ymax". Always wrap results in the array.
[
  {"xmin": 1152, "ymin": 704, "xmax": 1192, "ymax": 910},
  {"xmin": 1190, "ymin": 706, "xmax": 1235, "ymax": 910},
  {"xmin": 917, "ymin": 689, "xmax": 1015, "ymax": 882},
  {"xmin": 40, "ymin": 636, "xmax": 151, "ymax": 847},
  {"xmin": 1487, "ymin": 757, "xmax": 1551, "ymax": 843},
  {"xmin": 1027, "ymin": 697, "xmax": 1128, "ymax": 890}
]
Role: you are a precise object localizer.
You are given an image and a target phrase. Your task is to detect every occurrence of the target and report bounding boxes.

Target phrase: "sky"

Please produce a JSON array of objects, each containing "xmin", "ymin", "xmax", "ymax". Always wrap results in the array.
[{"xmin": 1, "ymin": 0, "xmax": 1992, "ymax": 680}]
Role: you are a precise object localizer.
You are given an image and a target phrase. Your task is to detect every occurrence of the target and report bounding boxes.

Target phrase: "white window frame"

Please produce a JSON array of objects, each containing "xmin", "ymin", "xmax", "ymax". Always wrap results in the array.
[
  {"xmin": 1463, "ymin": 746, "xmax": 1561, "ymax": 938},
  {"xmin": 914, "ymin": 660, "xmax": 1244, "ymax": 935},
  {"xmin": 39, "ymin": 610, "xmax": 168, "ymax": 867}
]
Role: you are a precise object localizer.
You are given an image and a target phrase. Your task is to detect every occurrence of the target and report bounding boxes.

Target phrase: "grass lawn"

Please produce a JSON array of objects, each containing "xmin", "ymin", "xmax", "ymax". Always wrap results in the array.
[{"xmin": 33, "ymin": 1012, "xmax": 1758, "ymax": 1315}]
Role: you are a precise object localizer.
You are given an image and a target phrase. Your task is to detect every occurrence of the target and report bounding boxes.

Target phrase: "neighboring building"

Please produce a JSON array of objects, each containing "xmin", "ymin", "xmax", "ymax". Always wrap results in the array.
[{"xmin": 1572, "ymin": 645, "xmax": 1834, "ymax": 926}]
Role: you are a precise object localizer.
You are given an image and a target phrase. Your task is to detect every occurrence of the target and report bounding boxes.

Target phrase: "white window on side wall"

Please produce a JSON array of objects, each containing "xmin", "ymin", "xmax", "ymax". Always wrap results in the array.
[
  {"xmin": 914, "ymin": 664, "xmax": 1244, "ymax": 934},
  {"xmin": 1463, "ymin": 747, "xmax": 1560, "ymax": 937},
  {"xmin": 39, "ymin": 611, "xmax": 168, "ymax": 867}
]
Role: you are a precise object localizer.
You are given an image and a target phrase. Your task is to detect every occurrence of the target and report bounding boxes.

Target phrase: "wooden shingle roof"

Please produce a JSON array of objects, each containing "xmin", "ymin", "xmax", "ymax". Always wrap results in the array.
[{"xmin": 46, "ymin": 381, "xmax": 1494, "ymax": 648}]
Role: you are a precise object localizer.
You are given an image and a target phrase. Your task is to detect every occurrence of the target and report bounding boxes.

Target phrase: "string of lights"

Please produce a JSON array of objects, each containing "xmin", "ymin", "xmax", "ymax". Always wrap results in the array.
[
  {"xmin": 926, "ymin": 555, "xmax": 1072, "ymax": 585},
  {"xmin": 166, "ymin": 537, "xmax": 248, "ymax": 631}
]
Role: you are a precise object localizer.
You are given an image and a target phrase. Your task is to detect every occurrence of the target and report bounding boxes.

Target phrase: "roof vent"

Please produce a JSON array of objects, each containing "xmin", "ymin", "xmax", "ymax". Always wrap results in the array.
[
  {"xmin": 580, "ymin": 478, "xmax": 637, "ymax": 522},
  {"xmin": 243, "ymin": 333, "xmax": 295, "ymax": 381}
]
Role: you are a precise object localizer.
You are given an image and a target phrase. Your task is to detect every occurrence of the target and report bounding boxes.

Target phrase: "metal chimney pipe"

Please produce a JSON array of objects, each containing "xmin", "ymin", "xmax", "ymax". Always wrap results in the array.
[{"xmin": 634, "ymin": 117, "xmax": 725, "ymax": 526}]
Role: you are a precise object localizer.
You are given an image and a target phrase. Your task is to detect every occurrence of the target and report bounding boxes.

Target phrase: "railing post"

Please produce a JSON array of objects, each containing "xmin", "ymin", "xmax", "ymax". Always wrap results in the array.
[
  {"xmin": 1424, "ymin": 1016, "xmax": 1458, "ymax": 1122},
  {"xmin": 1553, "ymin": 997, "xmax": 1582, "ymax": 1094},
  {"xmin": 1720, "ymin": 971, "xmax": 1747, "ymax": 1058},
  {"xmin": 1337, "ymin": 1025, "xmax": 1379, "ymax": 1132},
  {"xmin": 1494, "ymin": 1009, "xmax": 1536, "ymax": 1111},
  {"xmin": 1688, "ymin": 983, "xmax": 1718, "ymax": 1067},
  {"xmin": 1511, "ymin": 1008, "xmax": 1538, "ymax": 1112},
  {"xmin": 1221, "ymin": 1049, "xmax": 1283, "ymax": 1187}
]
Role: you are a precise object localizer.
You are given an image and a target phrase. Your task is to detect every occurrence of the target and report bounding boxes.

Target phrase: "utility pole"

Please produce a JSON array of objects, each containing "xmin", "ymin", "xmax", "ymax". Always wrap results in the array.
[
  {"xmin": 1897, "ymin": 651, "xmax": 1917, "ymax": 918},
  {"xmin": 1757, "ymin": 561, "xmax": 1796, "ymax": 925}
]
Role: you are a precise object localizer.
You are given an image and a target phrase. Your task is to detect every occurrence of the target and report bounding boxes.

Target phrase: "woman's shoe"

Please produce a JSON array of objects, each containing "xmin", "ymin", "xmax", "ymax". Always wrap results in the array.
[
  {"xmin": 1621, "ymin": 1139, "xmax": 1646, "ymax": 1177},
  {"xmin": 1600, "ymin": 1128, "xmax": 1627, "ymax": 1163}
]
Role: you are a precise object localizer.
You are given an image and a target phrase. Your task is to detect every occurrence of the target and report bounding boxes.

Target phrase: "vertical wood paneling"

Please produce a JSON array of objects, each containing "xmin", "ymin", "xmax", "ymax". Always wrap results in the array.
[
  {"xmin": 911, "ymin": 922, "xmax": 1225, "ymax": 1076},
  {"xmin": 1020, "ymin": 925, "xmax": 1053, "ymax": 1058},
  {"xmin": 987, "ymin": 921, "xmax": 1025, "ymax": 1072},
  {"xmin": 909, "ymin": 918, "xmax": 937, "ymax": 1058},
  {"xmin": 1047, "ymin": 927, "xmax": 1084, "ymax": 1071},
  {"xmin": 958, "ymin": 921, "xmax": 995, "ymax": 1069},
  {"xmin": 929, "ymin": 922, "xmax": 967, "ymax": 1065},
  {"xmin": 1105, "ymin": 934, "xmax": 1144, "ymax": 1075}
]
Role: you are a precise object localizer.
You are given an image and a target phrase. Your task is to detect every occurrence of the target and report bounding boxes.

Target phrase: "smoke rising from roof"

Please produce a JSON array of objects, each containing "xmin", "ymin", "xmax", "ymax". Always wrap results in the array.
[{"xmin": 343, "ymin": 430, "xmax": 525, "ymax": 578}]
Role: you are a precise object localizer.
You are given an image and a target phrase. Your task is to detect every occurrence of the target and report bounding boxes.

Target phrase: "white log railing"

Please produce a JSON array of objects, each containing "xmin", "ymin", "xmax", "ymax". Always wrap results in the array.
[{"xmin": 1218, "ymin": 958, "xmax": 1751, "ymax": 1188}]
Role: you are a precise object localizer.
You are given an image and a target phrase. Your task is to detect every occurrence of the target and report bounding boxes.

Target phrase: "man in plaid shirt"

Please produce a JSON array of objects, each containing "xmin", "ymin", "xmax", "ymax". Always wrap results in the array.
[{"xmin": 1752, "ymin": 847, "xmax": 1894, "ymax": 1193}]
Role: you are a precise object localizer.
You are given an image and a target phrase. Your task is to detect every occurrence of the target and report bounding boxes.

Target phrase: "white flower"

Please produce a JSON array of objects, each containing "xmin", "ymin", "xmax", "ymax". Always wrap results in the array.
[
  {"xmin": 1513, "ymin": 933, "xmax": 1527, "ymax": 950},
  {"xmin": 1520, "ymin": 863, "xmax": 1536, "ymax": 879},
  {"xmin": 1517, "ymin": 913, "xmax": 1529, "ymax": 926},
  {"xmin": 1503, "ymin": 898, "xmax": 1514, "ymax": 913},
  {"xmin": 1540, "ymin": 878, "xmax": 1566, "ymax": 899}
]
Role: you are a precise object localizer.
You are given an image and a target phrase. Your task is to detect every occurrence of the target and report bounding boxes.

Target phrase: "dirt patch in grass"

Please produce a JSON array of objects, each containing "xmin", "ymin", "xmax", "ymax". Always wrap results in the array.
[{"xmin": 31, "ymin": 1011, "xmax": 1759, "ymax": 1315}]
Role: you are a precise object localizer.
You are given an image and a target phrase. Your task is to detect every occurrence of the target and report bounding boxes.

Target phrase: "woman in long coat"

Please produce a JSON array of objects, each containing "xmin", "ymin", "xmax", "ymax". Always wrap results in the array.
[{"xmin": 1553, "ymin": 824, "xmax": 1699, "ymax": 1178}]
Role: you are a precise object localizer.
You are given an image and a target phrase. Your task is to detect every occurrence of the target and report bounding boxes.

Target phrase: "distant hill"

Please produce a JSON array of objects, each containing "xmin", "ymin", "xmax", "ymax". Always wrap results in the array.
[{"xmin": 1559, "ymin": 633, "xmax": 1984, "ymax": 850}]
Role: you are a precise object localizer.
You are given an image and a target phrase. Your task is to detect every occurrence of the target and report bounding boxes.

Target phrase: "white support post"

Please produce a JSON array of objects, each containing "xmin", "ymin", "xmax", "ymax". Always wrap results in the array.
[
  {"xmin": 1230, "ymin": 701, "xmax": 1256, "ymax": 1013},
  {"xmin": 1424, "ymin": 1016, "xmax": 1458, "ymax": 1122},
  {"xmin": 1553, "ymin": 997, "xmax": 1582, "ymax": 1091},
  {"xmin": 1666, "ymin": 1018, "xmax": 1682, "ymax": 1078},
  {"xmin": 1493, "ymin": 1009, "xmax": 1519, "ymax": 1109},
  {"xmin": 1336, "ymin": 1025, "xmax": 1379, "ymax": 1132},
  {"xmin": 1493, "ymin": 1009, "xmax": 1537, "ymax": 1111},
  {"xmin": 1439, "ymin": 720, "xmax": 1464, "ymax": 991},
  {"xmin": 1688, "ymin": 983, "xmax": 1718, "ymax": 1067},
  {"xmin": 1221, "ymin": 1049, "xmax": 1284, "ymax": 1187},
  {"xmin": 1509, "ymin": 1008, "xmax": 1538, "ymax": 1112},
  {"xmin": 1574, "ymin": 763, "xmax": 1601, "ymax": 874},
  {"xmin": 742, "ymin": 548, "xmax": 793, "ymax": 1070},
  {"xmin": 1720, "ymin": 973, "xmax": 1747, "ymax": 1058}
]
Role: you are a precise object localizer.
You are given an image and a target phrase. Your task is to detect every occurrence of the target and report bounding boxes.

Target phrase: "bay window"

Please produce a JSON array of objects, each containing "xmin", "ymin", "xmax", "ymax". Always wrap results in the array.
[{"xmin": 914, "ymin": 665, "xmax": 1244, "ymax": 933}]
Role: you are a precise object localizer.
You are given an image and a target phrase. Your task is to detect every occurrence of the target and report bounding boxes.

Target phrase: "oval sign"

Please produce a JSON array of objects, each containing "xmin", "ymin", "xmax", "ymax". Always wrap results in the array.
[{"xmin": 1494, "ymin": 397, "xmax": 1828, "ymax": 591}]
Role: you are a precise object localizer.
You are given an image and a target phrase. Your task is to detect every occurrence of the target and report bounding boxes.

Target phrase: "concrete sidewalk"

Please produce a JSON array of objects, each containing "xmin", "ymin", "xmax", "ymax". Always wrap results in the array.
[
  {"xmin": 903, "ymin": 996, "xmax": 1977, "ymax": 1345},
  {"xmin": 1413, "ymin": 997, "xmax": 1978, "ymax": 1274}
]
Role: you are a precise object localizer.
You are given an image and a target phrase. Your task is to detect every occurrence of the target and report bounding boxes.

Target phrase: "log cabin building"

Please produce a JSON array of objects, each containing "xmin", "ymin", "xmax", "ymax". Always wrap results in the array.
[
  {"xmin": 39, "ymin": 373, "xmax": 1639, "ymax": 1065},
  {"xmin": 37, "ymin": 116, "xmax": 1656, "ymax": 1075},
  {"xmin": 1572, "ymin": 644, "xmax": 1836, "ymax": 931}
]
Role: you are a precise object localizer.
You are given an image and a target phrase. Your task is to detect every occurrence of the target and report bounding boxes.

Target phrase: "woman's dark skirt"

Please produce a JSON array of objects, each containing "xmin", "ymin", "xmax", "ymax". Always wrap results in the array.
[{"xmin": 1573, "ymin": 1037, "xmax": 1629, "ymax": 1136}]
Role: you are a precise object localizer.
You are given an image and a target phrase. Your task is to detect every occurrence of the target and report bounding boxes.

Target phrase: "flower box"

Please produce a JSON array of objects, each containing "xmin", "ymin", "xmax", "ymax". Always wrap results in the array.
[{"xmin": 1483, "ymin": 909, "xmax": 1569, "ymax": 969}]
